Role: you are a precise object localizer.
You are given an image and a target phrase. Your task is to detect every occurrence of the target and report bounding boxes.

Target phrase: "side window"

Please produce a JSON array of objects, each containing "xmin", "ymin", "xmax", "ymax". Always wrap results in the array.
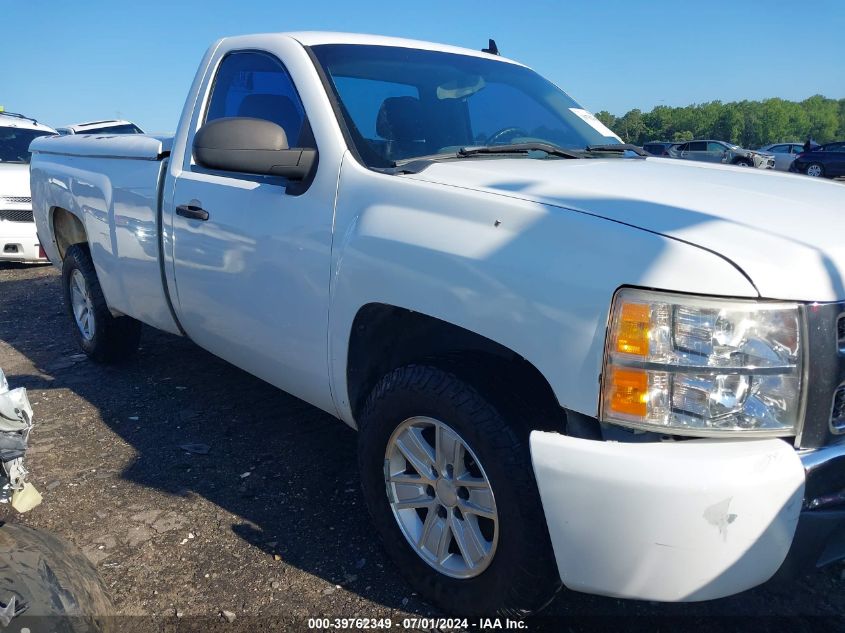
[
  {"xmin": 689, "ymin": 141, "xmax": 707, "ymax": 152},
  {"xmin": 205, "ymin": 51, "xmax": 308, "ymax": 147},
  {"xmin": 707, "ymin": 142, "xmax": 725, "ymax": 152},
  {"xmin": 676, "ymin": 143, "xmax": 688, "ymax": 152},
  {"xmin": 769, "ymin": 145, "xmax": 787, "ymax": 153}
]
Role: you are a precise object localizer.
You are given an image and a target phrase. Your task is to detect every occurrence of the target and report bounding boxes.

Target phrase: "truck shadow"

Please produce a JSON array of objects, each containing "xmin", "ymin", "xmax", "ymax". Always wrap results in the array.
[{"xmin": 0, "ymin": 267, "xmax": 447, "ymax": 616}]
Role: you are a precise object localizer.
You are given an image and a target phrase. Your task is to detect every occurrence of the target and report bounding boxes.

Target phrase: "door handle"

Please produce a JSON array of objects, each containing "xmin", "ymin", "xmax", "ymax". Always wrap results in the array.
[{"xmin": 176, "ymin": 204, "xmax": 209, "ymax": 221}]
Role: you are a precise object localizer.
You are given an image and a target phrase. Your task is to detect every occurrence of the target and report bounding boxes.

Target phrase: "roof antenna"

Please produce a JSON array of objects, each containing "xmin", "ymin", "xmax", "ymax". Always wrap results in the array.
[{"xmin": 482, "ymin": 39, "xmax": 499, "ymax": 55}]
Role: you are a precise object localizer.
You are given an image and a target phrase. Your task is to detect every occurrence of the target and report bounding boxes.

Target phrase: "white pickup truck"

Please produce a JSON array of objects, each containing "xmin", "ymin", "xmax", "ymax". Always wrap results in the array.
[{"xmin": 29, "ymin": 32, "xmax": 845, "ymax": 616}]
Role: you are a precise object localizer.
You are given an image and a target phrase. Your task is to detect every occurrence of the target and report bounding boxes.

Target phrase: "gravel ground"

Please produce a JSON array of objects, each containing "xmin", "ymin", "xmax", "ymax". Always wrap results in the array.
[{"xmin": 2, "ymin": 262, "xmax": 845, "ymax": 632}]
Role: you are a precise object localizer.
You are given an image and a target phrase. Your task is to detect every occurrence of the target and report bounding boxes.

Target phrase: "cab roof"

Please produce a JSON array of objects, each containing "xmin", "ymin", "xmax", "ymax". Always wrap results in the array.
[{"xmin": 226, "ymin": 31, "xmax": 525, "ymax": 66}]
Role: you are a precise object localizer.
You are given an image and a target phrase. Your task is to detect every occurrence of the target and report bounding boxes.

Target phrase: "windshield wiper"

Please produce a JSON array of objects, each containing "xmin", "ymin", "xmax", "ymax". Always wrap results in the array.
[
  {"xmin": 389, "ymin": 142, "xmax": 580, "ymax": 174},
  {"xmin": 585, "ymin": 143, "xmax": 648, "ymax": 157},
  {"xmin": 457, "ymin": 142, "xmax": 581, "ymax": 159}
]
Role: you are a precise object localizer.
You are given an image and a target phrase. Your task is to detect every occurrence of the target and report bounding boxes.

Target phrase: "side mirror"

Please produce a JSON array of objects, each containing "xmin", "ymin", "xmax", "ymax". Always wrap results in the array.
[{"xmin": 193, "ymin": 117, "xmax": 316, "ymax": 180}]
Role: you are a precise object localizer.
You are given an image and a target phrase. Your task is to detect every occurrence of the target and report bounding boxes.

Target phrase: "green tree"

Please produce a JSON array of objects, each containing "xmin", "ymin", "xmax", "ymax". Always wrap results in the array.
[
  {"xmin": 599, "ymin": 95, "xmax": 843, "ymax": 147},
  {"xmin": 595, "ymin": 111, "xmax": 616, "ymax": 130},
  {"xmin": 616, "ymin": 109, "xmax": 646, "ymax": 143}
]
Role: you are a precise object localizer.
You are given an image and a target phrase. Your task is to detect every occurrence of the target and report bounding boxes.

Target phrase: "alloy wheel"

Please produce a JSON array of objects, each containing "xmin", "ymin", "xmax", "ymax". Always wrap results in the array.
[
  {"xmin": 384, "ymin": 416, "xmax": 499, "ymax": 579},
  {"xmin": 69, "ymin": 269, "xmax": 96, "ymax": 341}
]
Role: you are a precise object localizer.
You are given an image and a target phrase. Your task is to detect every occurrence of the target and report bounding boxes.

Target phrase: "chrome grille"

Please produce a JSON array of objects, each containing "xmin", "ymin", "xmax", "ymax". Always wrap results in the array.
[
  {"xmin": 0, "ymin": 196, "xmax": 31, "ymax": 205},
  {"xmin": 0, "ymin": 209, "xmax": 34, "ymax": 223},
  {"xmin": 832, "ymin": 385, "xmax": 845, "ymax": 434}
]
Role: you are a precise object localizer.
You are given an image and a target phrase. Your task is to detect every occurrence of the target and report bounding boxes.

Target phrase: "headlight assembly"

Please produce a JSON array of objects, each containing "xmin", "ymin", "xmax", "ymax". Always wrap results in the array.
[{"xmin": 601, "ymin": 288, "xmax": 804, "ymax": 436}]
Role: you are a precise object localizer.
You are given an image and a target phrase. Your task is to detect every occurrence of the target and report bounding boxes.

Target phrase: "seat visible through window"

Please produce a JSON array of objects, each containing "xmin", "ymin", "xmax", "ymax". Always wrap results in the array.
[
  {"xmin": 205, "ymin": 51, "xmax": 308, "ymax": 147},
  {"xmin": 375, "ymin": 96, "xmax": 427, "ymax": 161},
  {"xmin": 237, "ymin": 94, "xmax": 303, "ymax": 146}
]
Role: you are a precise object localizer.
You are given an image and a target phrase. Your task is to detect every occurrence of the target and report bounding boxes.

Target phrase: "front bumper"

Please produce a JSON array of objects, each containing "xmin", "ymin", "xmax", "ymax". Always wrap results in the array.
[
  {"xmin": 530, "ymin": 432, "xmax": 808, "ymax": 602},
  {"xmin": 771, "ymin": 442, "xmax": 845, "ymax": 579},
  {"xmin": 0, "ymin": 221, "xmax": 47, "ymax": 263}
]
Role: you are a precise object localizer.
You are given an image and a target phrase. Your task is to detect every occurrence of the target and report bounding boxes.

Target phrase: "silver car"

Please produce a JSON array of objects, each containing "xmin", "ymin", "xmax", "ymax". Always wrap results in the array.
[
  {"xmin": 669, "ymin": 140, "xmax": 775, "ymax": 169},
  {"xmin": 757, "ymin": 142, "xmax": 806, "ymax": 171}
]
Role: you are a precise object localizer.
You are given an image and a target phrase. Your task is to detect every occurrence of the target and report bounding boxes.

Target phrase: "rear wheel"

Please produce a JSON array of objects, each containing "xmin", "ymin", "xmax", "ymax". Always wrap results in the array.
[
  {"xmin": 62, "ymin": 244, "xmax": 141, "ymax": 362},
  {"xmin": 358, "ymin": 364, "xmax": 560, "ymax": 617},
  {"xmin": 805, "ymin": 162, "xmax": 825, "ymax": 177}
]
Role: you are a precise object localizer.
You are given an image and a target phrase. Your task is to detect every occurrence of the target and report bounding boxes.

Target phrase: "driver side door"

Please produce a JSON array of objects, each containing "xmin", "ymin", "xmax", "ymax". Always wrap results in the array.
[
  {"xmin": 168, "ymin": 49, "xmax": 336, "ymax": 412},
  {"xmin": 705, "ymin": 142, "xmax": 728, "ymax": 163}
]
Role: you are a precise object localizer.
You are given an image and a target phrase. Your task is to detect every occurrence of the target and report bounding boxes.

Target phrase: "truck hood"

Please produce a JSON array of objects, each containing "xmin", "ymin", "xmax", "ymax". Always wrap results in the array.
[
  {"xmin": 0, "ymin": 164, "xmax": 31, "ymax": 199},
  {"xmin": 407, "ymin": 157, "xmax": 845, "ymax": 301}
]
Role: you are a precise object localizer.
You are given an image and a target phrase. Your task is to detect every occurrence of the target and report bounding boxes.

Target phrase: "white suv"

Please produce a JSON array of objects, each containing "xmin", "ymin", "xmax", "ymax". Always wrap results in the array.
[{"xmin": 0, "ymin": 112, "xmax": 55, "ymax": 263}]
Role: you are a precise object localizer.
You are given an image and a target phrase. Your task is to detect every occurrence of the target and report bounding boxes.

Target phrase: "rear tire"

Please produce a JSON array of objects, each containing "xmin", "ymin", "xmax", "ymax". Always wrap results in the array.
[
  {"xmin": 62, "ymin": 244, "xmax": 141, "ymax": 362},
  {"xmin": 357, "ymin": 364, "xmax": 561, "ymax": 617}
]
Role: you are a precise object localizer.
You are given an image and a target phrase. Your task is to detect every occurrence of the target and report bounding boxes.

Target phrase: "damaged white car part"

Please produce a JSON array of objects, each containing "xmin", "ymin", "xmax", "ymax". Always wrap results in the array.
[{"xmin": 0, "ymin": 368, "xmax": 41, "ymax": 512}]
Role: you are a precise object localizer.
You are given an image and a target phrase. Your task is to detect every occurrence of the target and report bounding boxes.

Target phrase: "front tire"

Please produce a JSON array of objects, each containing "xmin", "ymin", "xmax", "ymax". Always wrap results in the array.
[
  {"xmin": 358, "ymin": 364, "xmax": 560, "ymax": 617},
  {"xmin": 62, "ymin": 244, "xmax": 141, "ymax": 362},
  {"xmin": 805, "ymin": 162, "xmax": 825, "ymax": 177},
  {"xmin": 733, "ymin": 158, "xmax": 752, "ymax": 167}
]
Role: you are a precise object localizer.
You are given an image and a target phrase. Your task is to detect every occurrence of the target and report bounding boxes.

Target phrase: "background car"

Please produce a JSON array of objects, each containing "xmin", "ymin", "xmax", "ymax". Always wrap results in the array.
[
  {"xmin": 668, "ymin": 139, "xmax": 775, "ymax": 168},
  {"xmin": 0, "ymin": 111, "xmax": 54, "ymax": 263},
  {"xmin": 757, "ymin": 142, "xmax": 806, "ymax": 171},
  {"xmin": 643, "ymin": 141, "xmax": 677, "ymax": 157},
  {"xmin": 790, "ymin": 142, "xmax": 845, "ymax": 178},
  {"xmin": 56, "ymin": 119, "xmax": 144, "ymax": 135}
]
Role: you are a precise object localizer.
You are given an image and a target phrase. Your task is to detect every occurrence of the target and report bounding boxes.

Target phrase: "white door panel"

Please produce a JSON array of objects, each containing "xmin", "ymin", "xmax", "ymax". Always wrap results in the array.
[{"xmin": 170, "ymin": 172, "xmax": 335, "ymax": 413}]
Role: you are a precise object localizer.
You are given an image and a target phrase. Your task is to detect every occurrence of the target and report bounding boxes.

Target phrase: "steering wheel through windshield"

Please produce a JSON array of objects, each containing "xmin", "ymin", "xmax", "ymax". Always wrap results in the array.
[{"xmin": 485, "ymin": 127, "xmax": 530, "ymax": 145}]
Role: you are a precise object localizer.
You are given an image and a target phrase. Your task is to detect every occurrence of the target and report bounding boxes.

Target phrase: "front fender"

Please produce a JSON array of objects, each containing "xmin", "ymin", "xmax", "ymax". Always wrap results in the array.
[{"xmin": 327, "ymin": 155, "xmax": 758, "ymax": 425}]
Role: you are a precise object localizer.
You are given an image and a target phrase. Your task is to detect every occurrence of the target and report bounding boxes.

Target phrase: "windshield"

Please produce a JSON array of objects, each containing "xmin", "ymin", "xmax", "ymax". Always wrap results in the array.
[
  {"xmin": 311, "ymin": 44, "xmax": 620, "ymax": 167},
  {"xmin": 78, "ymin": 123, "xmax": 144, "ymax": 135},
  {"xmin": 0, "ymin": 127, "xmax": 53, "ymax": 164}
]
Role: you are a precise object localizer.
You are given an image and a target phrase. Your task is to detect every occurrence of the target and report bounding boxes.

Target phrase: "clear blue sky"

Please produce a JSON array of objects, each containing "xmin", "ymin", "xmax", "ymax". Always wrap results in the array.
[{"xmin": 4, "ymin": 0, "xmax": 843, "ymax": 133}]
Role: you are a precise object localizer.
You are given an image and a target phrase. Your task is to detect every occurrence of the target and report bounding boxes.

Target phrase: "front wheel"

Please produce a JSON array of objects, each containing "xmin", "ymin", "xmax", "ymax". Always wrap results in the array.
[
  {"xmin": 62, "ymin": 244, "xmax": 141, "ymax": 362},
  {"xmin": 358, "ymin": 364, "xmax": 560, "ymax": 617},
  {"xmin": 733, "ymin": 158, "xmax": 752, "ymax": 167},
  {"xmin": 805, "ymin": 162, "xmax": 825, "ymax": 177}
]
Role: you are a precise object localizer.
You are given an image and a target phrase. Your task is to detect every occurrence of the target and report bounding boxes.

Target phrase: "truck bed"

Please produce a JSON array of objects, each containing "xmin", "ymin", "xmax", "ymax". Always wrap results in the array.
[
  {"xmin": 29, "ymin": 134, "xmax": 180, "ymax": 335},
  {"xmin": 30, "ymin": 133, "xmax": 172, "ymax": 160}
]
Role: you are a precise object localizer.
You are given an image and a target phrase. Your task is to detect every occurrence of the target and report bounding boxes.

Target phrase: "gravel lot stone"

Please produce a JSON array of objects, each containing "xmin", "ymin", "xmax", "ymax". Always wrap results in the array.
[{"xmin": 2, "ymin": 262, "xmax": 845, "ymax": 631}]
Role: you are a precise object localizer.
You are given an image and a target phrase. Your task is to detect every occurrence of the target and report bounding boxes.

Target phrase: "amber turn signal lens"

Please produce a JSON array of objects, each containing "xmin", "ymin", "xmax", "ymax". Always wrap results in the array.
[
  {"xmin": 615, "ymin": 302, "xmax": 650, "ymax": 356},
  {"xmin": 608, "ymin": 367, "xmax": 648, "ymax": 418}
]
